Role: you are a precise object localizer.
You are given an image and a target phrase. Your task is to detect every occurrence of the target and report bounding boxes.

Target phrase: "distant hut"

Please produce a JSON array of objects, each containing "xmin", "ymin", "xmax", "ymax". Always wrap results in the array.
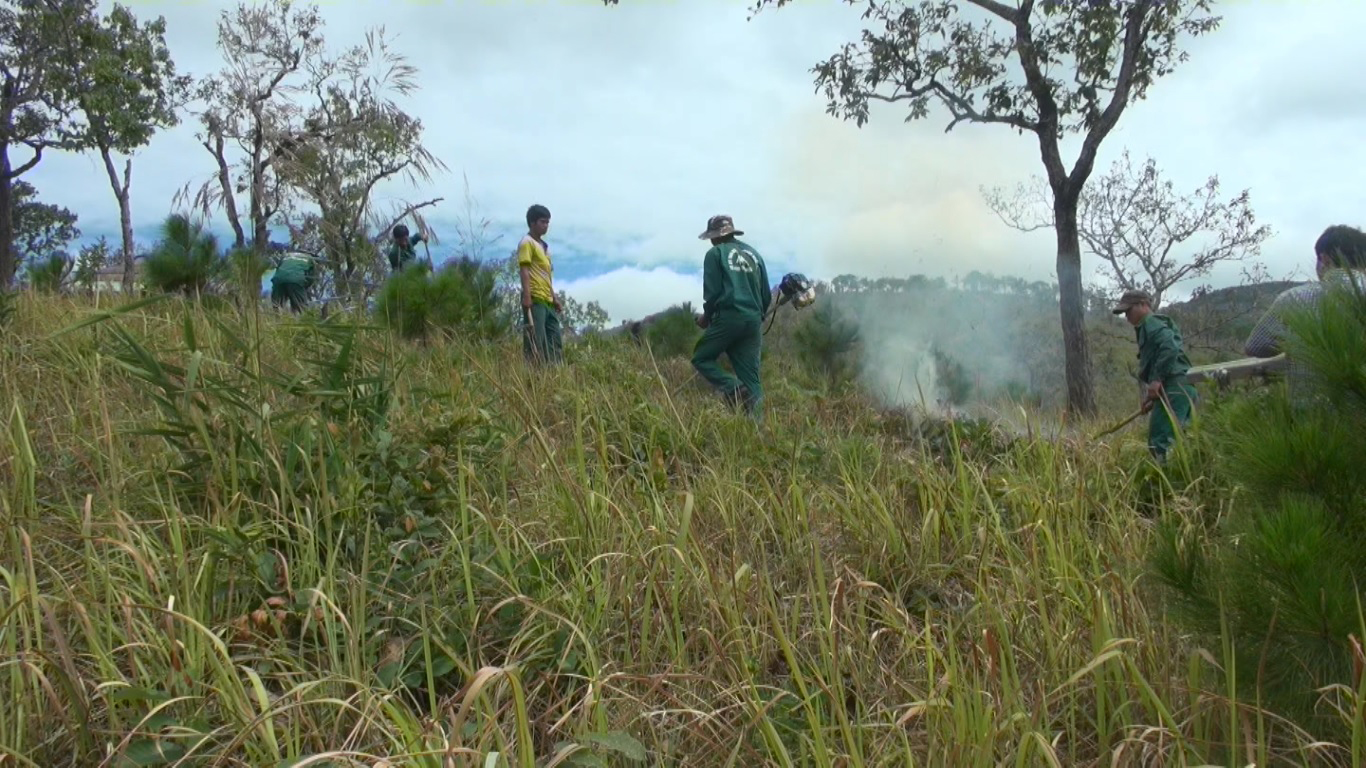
[{"xmin": 92, "ymin": 266, "xmax": 126, "ymax": 295}]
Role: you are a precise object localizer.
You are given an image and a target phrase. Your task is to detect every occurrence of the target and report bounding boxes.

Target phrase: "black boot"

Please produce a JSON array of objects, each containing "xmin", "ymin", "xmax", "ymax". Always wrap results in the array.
[{"xmin": 723, "ymin": 385, "xmax": 752, "ymax": 410}]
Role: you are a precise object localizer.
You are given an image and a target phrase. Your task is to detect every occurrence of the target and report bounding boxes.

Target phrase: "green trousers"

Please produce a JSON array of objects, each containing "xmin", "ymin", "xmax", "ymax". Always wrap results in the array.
[
  {"xmin": 691, "ymin": 311, "xmax": 763, "ymax": 414},
  {"xmin": 271, "ymin": 282, "xmax": 308, "ymax": 313},
  {"xmin": 522, "ymin": 301, "xmax": 563, "ymax": 365},
  {"xmin": 1149, "ymin": 380, "xmax": 1197, "ymax": 461}
]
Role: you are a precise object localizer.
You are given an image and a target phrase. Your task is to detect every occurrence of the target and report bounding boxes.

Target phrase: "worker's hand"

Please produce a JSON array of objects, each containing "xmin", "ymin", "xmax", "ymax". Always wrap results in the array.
[
  {"xmin": 1146, "ymin": 380, "xmax": 1165, "ymax": 400},
  {"xmin": 1141, "ymin": 397, "xmax": 1155, "ymax": 414},
  {"xmin": 522, "ymin": 295, "xmax": 533, "ymax": 310},
  {"xmin": 696, "ymin": 314, "xmax": 710, "ymax": 329},
  {"xmin": 553, "ymin": 297, "xmax": 563, "ymax": 313}
]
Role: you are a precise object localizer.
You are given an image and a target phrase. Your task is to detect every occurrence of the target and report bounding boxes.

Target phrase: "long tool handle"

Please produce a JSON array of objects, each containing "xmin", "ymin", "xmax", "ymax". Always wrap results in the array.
[
  {"xmin": 1091, "ymin": 408, "xmax": 1145, "ymax": 440},
  {"xmin": 524, "ymin": 306, "xmax": 541, "ymax": 363}
]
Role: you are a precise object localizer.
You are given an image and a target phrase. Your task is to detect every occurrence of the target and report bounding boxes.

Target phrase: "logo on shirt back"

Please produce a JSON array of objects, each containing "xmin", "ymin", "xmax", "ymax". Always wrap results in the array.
[{"xmin": 727, "ymin": 248, "xmax": 757, "ymax": 273}]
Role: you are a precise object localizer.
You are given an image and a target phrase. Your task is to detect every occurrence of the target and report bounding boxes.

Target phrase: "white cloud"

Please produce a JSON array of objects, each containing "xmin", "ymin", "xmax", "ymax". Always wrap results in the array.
[
  {"xmin": 559, "ymin": 265, "xmax": 701, "ymax": 326},
  {"xmin": 19, "ymin": 0, "xmax": 1366, "ymax": 312}
]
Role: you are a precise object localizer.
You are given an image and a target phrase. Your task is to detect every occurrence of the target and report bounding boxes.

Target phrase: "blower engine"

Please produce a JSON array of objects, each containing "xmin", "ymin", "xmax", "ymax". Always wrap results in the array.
[
  {"xmin": 775, "ymin": 272, "xmax": 817, "ymax": 310},
  {"xmin": 765, "ymin": 272, "xmax": 817, "ymax": 334}
]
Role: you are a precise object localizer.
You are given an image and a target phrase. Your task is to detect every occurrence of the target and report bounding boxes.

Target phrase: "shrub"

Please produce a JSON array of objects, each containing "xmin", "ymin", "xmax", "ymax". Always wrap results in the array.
[
  {"xmin": 230, "ymin": 247, "xmax": 271, "ymax": 305},
  {"xmin": 374, "ymin": 257, "xmax": 508, "ymax": 342},
  {"xmin": 931, "ymin": 346, "xmax": 973, "ymax": 406},
  {"xmin": 72, "ymin": 238, "xmax": 112, "ymax": 294},
  {"xmin": 643, "ymin": 302, "xmax": 702, "ymax": 360},
  {"xmin": 25, "ymin": 253, "xmax": 71, "ymax": 294},
  {"xmin": 1149, "ymin": 280, "xmax": 1366, "ymax": 736},
  {"xmin": 142, "ymin": 213, "xmax": 227, "ymax": 297},
  {"xmin": 792, "ymin": 301, "xmax": 860, "ymax": 390}
]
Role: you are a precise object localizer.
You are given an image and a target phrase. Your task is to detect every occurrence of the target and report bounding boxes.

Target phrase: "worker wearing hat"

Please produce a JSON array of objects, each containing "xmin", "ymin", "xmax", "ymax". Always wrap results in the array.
[
  {"xmin": 692, "ymin": 214, "xmax": 771, "ymax": 416},
  {"xmin": 1114, "ymin": 288, "xmax": 1196, "ymax": 462}
]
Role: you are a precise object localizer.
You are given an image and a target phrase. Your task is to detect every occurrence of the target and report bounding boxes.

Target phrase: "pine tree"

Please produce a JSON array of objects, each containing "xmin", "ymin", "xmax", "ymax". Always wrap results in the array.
[
  {"xmin": 1151, "ymin": 279, "xmax": 1366, "ymax": 737},
  {"xmin": 792, "ymin": 302, "xmax": 860, "ymax": 390}
]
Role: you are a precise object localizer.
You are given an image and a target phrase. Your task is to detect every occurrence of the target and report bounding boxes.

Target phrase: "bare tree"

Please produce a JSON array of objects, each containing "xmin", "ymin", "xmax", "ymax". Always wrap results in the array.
[
  {"xmin": 177, "ymin": 0, "xmax": 329, "ymax": 252},
  {"xmin": 274, "ymin": 30, "xmax": 446, "ymax": 296},
  {"xmin": 984, "ymin": 150, "xmax": 1272, "ymax": 308},
  {"xmin": 603, "ymin": 0, "xmax": 1222, "ymax": 415}
]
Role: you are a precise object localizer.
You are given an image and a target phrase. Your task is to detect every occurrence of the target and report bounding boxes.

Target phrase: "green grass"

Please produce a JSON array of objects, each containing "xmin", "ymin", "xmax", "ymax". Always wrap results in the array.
[{"xmin": 0, "ymin": 293, "xmax": 1360, "ymax": 767}]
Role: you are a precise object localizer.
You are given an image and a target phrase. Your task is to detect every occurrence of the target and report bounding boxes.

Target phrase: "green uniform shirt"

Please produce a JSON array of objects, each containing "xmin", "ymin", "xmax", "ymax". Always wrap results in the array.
[
  {"xmin": 701, "ymin": 239, "xmax": 771, "ymax": 322},
  {"xmin": 271, "ymin": 256, "xmax": 315, "ymax": 288},
  {"xmin": 1135, "ymin": 313, "xmax": 1192, "ymax": 385},
  {"xmin": 387, "ymin": 235, "xmax": 426, "ymax": 271}
]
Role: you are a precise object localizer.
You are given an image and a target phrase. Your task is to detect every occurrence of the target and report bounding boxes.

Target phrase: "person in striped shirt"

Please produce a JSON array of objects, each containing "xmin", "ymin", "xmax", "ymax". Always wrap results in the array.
[{"xmin": 1243, "ymin": 225, "xmax": 1366, "ymax": 407}]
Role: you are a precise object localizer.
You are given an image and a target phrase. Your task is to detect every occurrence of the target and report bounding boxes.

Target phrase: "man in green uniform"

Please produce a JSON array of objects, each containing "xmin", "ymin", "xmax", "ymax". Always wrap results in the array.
[
  {"xmin": 1113, "ymin": 288, "xmax": 1196, "ymax": 462},
  {"xmin": 691, "ymin": 214, "xmax": 772, "ymax": 416},
  {"xmin": 386, "ymin": 224, "xmax": 427, "ymax": 273},
  {"xmin": 270, "ymin": 253, "xmax": 317, "ymax": 313}
]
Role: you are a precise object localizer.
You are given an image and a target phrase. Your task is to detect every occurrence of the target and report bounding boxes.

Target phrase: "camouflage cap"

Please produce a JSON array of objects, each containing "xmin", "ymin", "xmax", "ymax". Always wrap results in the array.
[
  {"xmin": 1111, "ymin": 288, "xmax": 1154, "ymax": 314},
  {"xmin": 699, "ymin": 214, "xmax": 745, "ymax": 240}
]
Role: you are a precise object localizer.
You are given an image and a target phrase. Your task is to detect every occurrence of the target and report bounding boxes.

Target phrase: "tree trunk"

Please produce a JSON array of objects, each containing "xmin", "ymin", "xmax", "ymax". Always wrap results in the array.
[
  {"xmin": 250, "ymin": 117, "xmax": 269, "ymax": 252},
  {"xmin": 119, "ymin": 160, "xmax": 135, "ymax": 294},
  {"xmin": 96, "ymin": 146, "xmax": 137, "ymax": 294},
  {"xmin": 0, "ymin": 144, "xmax": 13, "ymax": 290},
  {"xmin": 206, "ymin": 133, "xmax": 246, "ymax": 249},
  {"xmin": 1053, "ymin": 195, "xmax": 1096, "ymax": 417}
]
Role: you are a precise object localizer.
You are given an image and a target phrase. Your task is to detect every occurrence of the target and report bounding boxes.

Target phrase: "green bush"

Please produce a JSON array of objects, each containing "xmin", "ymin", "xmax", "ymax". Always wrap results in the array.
[
  {"xmin": 142, "ymin": 213, "xmax": 227, "ymax": 297},
  {"xmin": 374, "ymin": 257, "xmax": 508, "ymax": 342},
  {"xmin": 1150, "ymin": 280, "xmax": 1366, "ymax": 736},
  {"xmin": 792, "ymin": 301, "xmax": 860, "ymax": 390},
  {"xmin": 230, "ymin": 247, "xmax": 271, "ymax": 305},
  {"xmin": 931, "ymin": 346, "xmax": 973, "ymax": 406},
  {"xmin": 25, "ymin": 253, "xmax": 70, "ymax": 294},
  {"xmin": 73, "ymin": 239, "xmax": 113, "ymax": 294},
  {"xmin": 643, "ymin": 302, "xmax": 702, "ymax": 360}
]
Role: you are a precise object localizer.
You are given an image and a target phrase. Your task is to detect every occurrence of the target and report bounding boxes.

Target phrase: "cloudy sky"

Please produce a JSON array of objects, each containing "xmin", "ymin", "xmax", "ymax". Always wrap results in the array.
[{"xmin": 26, "ymin": 0, "xmax": 1366, "ymax": 324}]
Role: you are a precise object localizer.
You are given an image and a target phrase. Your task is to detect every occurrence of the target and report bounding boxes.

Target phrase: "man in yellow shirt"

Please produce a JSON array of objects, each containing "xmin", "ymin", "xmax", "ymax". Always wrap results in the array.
[{"xmin": 517, "ymin": 204, "xmax": 563, "ymax": 364}]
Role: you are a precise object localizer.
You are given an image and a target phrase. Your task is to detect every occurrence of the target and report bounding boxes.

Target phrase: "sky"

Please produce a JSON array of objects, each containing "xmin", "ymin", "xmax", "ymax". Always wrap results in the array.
[{"xmin": 24, "ymin": 0, "xmax": 1366, "ymax": 325}]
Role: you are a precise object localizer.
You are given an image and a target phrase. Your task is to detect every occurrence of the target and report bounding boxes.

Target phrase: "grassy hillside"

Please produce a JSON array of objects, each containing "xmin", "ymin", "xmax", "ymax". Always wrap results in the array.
[{"xmin": 0, "ymin": 292, "xmax": 1358, "ymax": 766}]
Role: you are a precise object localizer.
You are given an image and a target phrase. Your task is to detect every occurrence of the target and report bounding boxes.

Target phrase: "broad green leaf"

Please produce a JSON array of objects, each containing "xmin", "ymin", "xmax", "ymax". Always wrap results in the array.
[{"xmin": 580, "ymin": 731, "xmax": 647, "ymax": 762}]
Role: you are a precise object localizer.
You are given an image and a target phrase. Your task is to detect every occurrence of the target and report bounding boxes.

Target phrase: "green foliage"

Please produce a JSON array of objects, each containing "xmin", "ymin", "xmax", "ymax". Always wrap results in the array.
[
  {"xmin": 3, "ymin": 290, "xmax": 1364, "ymax": 765},
  {"xmin": 24, "ymin": 252, "xmax": 70, "ymax": 294},
  {"xmin": 752, "ymin": 0, "xmax": 1220, "ymax": 134},
  {"xmin": 374, "ymin": 257, "xmax": 507, "ymax": 342},
  {"xmin": 642, "ymin": 302, "xmax": 701, "ymax": 360},
  {"xmin": 1150, "ymin": 281, "xmax": 1366, "ymax": 737},
  {"xmin": 229, "ymin": 247, "xmax": 269, "ymax": 304},
  {"xmin": 142, "ymin": 213, "xmax": 226, "ymax": 297},
  {"xmin": 931, "ymin": 346, "xmax": 972, "ymax": 406},
  {"xmin": 275, "ymin": 80, "xmax": 444, "ymax": 286},
  {"xmin": 63, "ymin": 2, "xmax": 188, "ymax": 152},
  {"xmin": 72, "ymin": 237, "xmax": 112, "ymax": 293},
  {"xmin": 557, "ymin": 291, "xmax": 610, "ymax": 335},
  {"xmin": 792, "ymin": 301, "xmax": 859, "ymax": 390},
  {"xmin": 13, "ymin": 180, "xmax": 80, "ymax": 264},
  {"xmin": 1, "ymin": 0, "xmax": 181, "ymax": 291}
]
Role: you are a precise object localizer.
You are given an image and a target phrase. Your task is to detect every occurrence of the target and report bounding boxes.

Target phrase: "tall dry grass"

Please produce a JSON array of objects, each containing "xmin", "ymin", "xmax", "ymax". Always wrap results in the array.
[{"xmin": 0, "ymin": 292, "xmax": 1358, "ymax": 767}]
